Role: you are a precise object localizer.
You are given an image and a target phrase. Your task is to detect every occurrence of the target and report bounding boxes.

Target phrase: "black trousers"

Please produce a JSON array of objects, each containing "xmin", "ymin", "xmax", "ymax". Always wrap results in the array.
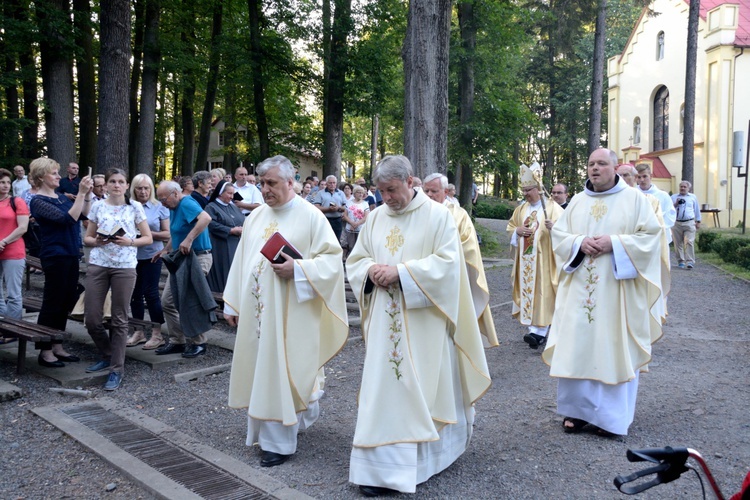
[{"xmin": 36, "ymin": 255, "xmax": 80, "ymax": 350}]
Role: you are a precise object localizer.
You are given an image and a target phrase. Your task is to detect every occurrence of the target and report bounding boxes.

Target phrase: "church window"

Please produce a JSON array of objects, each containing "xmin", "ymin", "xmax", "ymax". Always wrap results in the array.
[{"xmin": 653, "ymin": 86, "xmax": 669, "ymax": 151}]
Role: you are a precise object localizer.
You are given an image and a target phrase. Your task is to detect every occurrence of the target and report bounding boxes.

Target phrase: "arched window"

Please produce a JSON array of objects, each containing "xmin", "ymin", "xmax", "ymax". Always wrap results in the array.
[
  {"xmin": 653, "ymin": 86, "xmax": 669, "ymax": 151},
  {"xmin": 633, "ymin": 117, "xmax": 641, "ymax": 145},
  {"xmin": 657, "ymin": 31, "xmax": 665, "ymax": 60}
]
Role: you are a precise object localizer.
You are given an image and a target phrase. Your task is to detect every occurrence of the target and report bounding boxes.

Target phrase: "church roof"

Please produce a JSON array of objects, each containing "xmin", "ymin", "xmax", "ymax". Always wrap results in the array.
[
  {"xmin": 690, "ymin": 0, "xmax": 750, "ymax": 47},
  {"xmin": 638, "ymin": 155, "xmax": 673, "ymax": 179}
]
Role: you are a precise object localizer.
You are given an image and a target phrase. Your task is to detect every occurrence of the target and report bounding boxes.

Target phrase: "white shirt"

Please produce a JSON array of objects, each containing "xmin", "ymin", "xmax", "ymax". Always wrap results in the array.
[
  {"xmin": 12, "ymin": 177, "xmax": 31, "ymax": 198},
  {"xmin": 233, "ymin": 182, "xmax": 264, "ymax": 214}
]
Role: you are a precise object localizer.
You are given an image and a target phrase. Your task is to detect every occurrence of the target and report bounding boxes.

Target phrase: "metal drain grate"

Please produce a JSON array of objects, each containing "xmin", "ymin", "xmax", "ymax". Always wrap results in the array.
[{"xmin": 61, "ymin": 403, "xmax": 273, "ymax": 499}]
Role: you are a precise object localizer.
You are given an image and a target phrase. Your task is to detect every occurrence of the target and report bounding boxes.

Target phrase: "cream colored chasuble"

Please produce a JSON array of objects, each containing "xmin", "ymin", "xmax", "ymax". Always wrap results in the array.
[
  {"xmin": 346, "ymin": 189, "xmax": 491, "ymax": 449},
  {"xmin": 445, "ymin": 202, "xmax": 499, "ymax": 346},
  {"xmin": 543, "ymin": 180, "xmax": 664, "ymax": 385},
  {"xmin": 507, "ymin": 199, "xmax": 563, "ymax": 327},
  {"xmin": 225, "ymin": 197, "xmax": 348, "ymax": 425}
]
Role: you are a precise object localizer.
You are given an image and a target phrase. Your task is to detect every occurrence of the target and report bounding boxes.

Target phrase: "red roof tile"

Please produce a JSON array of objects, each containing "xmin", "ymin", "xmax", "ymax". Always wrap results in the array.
[{"xmin": 686, "ymin": 0, "xmax": 750, "ymax": 47}]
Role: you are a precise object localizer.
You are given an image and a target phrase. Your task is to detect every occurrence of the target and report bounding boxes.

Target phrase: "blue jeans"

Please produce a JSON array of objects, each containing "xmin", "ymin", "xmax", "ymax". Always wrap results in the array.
[
  {"xmin": 130, "ymin": 258, "xmax": 165, "ymax": 325},
  {"xmin": 0, "ymin": 258, "xmax": 25, "ymax": 320}
]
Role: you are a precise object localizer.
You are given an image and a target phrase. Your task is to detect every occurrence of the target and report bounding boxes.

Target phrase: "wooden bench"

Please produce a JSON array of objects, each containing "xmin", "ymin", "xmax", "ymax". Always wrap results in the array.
[
  {"xmin": 22, "ymin": 296, "xmax": 160, "ymax": 335},
  {"xmin": 25, "ymin": 255, "xmax": 42, "ymax": 291},
  {"xmin": 0, "ymin": 317, "xmax": 71, "ymax": 374}
]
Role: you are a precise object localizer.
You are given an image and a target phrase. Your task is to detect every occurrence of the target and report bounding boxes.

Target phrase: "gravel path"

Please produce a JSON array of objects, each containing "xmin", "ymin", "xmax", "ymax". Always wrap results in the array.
[{"xmin": 2, "ymin": 221, "xmax": 749, "ymax": 499}]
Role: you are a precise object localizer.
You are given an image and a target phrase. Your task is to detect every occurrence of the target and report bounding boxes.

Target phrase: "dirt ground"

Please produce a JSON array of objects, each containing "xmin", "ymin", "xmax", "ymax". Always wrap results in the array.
[{"xmin": 1, "ymin": 219, "xmax": 749, "ymax": 499}]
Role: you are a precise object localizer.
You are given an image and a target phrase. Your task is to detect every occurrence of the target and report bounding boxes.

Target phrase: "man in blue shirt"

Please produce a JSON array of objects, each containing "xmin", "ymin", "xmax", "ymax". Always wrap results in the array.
[
  {"xmin": 314, "ymin": 175, "xmax": 347, "ymax": 240},
  {"xmin": 671, "ymin": 180, "xmax": 701, "ymax": 269},
  {"xmin": 155, "ymin": 180, "xmax": 213, "ymax": 358}
]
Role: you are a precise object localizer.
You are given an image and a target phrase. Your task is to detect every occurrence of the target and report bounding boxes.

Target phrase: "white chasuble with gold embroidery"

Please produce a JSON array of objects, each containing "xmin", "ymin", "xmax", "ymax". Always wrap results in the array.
[
  {"xmin": 346, "ymin": 189, "xmax": 491, "ymax": 448},
  {"xmin": 225, "ymin": 197, "xmax": 348, "ymax": 425},
  {"xmin": 543, "ymin": 180, "xmax": 664, "ymax": 385},
  {"xmin": 507, "ymin": 200, "xmax": 563, "ymax": 327}
]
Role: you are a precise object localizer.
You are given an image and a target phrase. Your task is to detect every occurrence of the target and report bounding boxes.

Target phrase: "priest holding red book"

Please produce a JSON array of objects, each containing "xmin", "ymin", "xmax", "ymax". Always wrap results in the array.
[{"xmin": 223, "ymin": 155, "xmax": 349, "ymax": 468}]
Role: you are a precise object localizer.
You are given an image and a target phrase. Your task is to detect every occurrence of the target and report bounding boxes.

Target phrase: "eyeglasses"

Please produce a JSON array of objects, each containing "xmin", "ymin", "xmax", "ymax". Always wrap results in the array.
[{"xmin": 158, "ymin": 192, "xmax": 176, "ymax": 203}]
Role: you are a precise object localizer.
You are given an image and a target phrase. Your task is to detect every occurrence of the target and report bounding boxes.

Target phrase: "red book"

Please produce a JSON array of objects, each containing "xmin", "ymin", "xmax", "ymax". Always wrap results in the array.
[{"xmin": 260, "ymin": 232, "xmax": 302, "ymax": 264}]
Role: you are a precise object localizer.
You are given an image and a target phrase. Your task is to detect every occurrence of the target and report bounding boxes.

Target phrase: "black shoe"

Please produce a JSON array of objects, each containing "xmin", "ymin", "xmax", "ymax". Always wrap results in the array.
[
  {"xmin": 359, "ymin": 485, "xmax": 399, "ymax": 497},
  {"xmin": 182, "ymin": 343, "xmax": 207, "ymax": 358},
  {"xmin": 260, "ymin": 450, "xmax": 291, "ymax": 467},
  {"xmin": 54, "ymin": 353, "xmax": 80, "ymax": 362},
  {"xmin": 38, "ymin": 354, "xmax": 64, "ymax": 368},
  {"xmin": 155, "ymin": 343, "xmax": 185, "ymax": 355},
  {"xmin": 523, "ymin": 333, "xmax": 546, "ymax": 350}
]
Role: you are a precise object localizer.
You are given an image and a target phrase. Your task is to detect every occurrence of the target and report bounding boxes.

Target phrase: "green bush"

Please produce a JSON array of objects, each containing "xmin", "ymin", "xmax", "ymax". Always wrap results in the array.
[
  {"xmin": 697, "ymin": 231, "xmax": 721, "ymax": 253},
  {"xmin": 475, "ymin": 201, "xmax": 514, "ymax": 220},
  {"xmin": 712, "ymin": 236, "xmax": 750, "ymax": 263},
  {"xmin": 737, "ymin": 246, "xmax": 750, "ymax": 270}
]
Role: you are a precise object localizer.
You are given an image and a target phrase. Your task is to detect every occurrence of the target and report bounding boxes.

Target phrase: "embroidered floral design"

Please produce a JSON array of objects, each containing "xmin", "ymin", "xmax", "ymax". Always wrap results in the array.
[
  {"xmin": 385, "ymin": 226, "xmax": 404, "ymax": 256},
  {"xmin": 590, "ymin": 200, "xmax": 608, "ymax": 222},
  {"xmin": 582, "ymin": 257, "xmax": 599, "ymax": 323},
  {"xmin": 385, "ymin": 287, "xmax": 404, "ymax": 380},
  {"xmin": 262, "ymin": 221, "xmax": 279, "ymax": 240},
  {"xmin": 251, "ymin": 260, "xmax": 266, "ymax": 337}
]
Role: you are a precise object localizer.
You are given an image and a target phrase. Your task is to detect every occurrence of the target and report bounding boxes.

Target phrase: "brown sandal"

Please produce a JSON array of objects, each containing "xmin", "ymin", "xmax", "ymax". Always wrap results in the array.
[{"xmin": 563, "ymin": 417, "xmax": 587, "ymax": 433}]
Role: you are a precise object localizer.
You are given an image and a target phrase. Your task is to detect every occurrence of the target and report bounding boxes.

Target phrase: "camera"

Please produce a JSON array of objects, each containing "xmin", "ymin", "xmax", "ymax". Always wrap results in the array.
[{"xmin": 677, "ymin": 198, "xmax": 686, "ymax": 205}]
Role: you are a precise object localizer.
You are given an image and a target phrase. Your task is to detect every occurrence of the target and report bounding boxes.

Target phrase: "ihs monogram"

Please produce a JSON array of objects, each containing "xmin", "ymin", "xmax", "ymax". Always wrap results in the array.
[
  {"xmin": 385, "ymin": 226, "xmax": 404, "ymax": 256},
  {"xmin": 263, "ymin": 221, "xmax": 279, "ymax": 240},
  {"xmin": 590, "ymin": 200, "xmax": 608, "ymax": 222}
]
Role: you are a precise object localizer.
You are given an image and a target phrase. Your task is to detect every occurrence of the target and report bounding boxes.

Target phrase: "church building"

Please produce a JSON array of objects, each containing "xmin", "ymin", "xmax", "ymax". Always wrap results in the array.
[{"xmin": 607, "ymin": 0, "xmax": 750, "ymax": 227}]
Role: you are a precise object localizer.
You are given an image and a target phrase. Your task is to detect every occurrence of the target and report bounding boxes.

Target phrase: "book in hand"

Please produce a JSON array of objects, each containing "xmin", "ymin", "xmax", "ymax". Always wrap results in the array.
[
  {"xmin": 97, "ymin": 224, "xmax": 126, "ymax": 241},
  {"xmin": 260, "ymin": 232, "xmax": 302, "ymax": 264},
  {"xmin": 233, "ymin": 191, "xmax": 244, "ymax": 202}
]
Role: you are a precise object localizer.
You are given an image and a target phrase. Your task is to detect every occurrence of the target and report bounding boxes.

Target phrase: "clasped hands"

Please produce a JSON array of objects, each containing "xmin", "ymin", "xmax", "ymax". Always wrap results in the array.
[
  {"xmin": 369, "ymin": 264, "xmax": 399, "ymax": 288},
  {"xmin": 580, "ymin": 235, "xmax": 612, "ymax": 258}
]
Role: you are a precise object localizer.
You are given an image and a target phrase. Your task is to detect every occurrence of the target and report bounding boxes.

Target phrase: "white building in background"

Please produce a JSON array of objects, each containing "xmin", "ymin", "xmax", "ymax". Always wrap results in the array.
[
  {"xmin": 205, "ymin": 119, "xmax": 323, "ymax": 181},
  {"xmin": 608, "ymin": 0, "xmax": 750, "ymax": 227}
]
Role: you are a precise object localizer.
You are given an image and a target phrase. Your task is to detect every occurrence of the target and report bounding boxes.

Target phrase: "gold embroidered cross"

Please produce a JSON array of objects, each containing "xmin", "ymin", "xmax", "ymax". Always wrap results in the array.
[
  {"xmin": 590, "ymin": 200, "xmax": 608, "ymax": 222},
  {"xmin": 263, "ymin": 221, "xmax": 279, "ymax": 240},
  {"xmin": 385, "ymin": 226, "xmax": 404, "ymax": 256}
]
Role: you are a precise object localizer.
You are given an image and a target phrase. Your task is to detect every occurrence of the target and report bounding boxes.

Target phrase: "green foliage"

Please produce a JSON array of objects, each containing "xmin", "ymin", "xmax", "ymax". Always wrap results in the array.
[
  {"xmin": 697, "ymin": 231, "xmax": 721, "ymax": 253},
  {"xmin": 712, "ymin": 236, "xmax": 750, "ymax": 263},
  {"xmin": 474, "ymin": 200, "xmax": 514, "ymax": 220},
  {"xmin": 737, "ymin": 246, "xmax": 750, "ymax": 270}
]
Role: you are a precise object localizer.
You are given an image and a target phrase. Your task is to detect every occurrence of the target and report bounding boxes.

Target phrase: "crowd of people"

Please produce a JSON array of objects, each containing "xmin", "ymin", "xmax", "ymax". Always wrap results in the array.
[{"xmin": 1, "ymin": 146, "xmax": 705, "ymax": 496}]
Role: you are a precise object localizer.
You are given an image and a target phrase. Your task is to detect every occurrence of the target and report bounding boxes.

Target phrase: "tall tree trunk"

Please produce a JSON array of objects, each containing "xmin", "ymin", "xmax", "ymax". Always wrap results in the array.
[
  {"xmin": 322, "ymin": 0, "xmax": 331, "ymax": 165},
  {"xmin": 128, "ymin": 0, "xmax": 146, "ymax": 174},
  {"xmin": 587, "ymin": 0, "xmax": 606, "ymax": 155},
  {"xmin": 222, "ymin": 81, "xmax": 237, "ymax": 170},
  {"xmin": 196, "ymin": 0, "xmax": 224, "ymax": 171},
  {"xmin": 457, "ymin": 0, "xmax": 476, "ymax": 210},
  {"xmin": 135, "ymin": 0, "xmax": 161, "ymax": 176},
  {"xmin": 37, "ymin": 0, "xmax": 76, "ymax": 167},
  {"xmin": 20, "ymin": 47, "xmax": 39, "ymax": 159},
  {"xmin": 172, "ymin": 82, "xmax": 181, "ymax": 176},
  {"xmin": 248, "ymin": 0, "xmax": 269, "ymax": 160},
  {"xmin": 3, "ymin": 44, "xmax": 20, "ymax": 160},
  {"xmin": 73, "ymin": 0, "xmax": 97, "ymax": 171},
  {"xmin": 180, "ymin": 4, "xmax": 197, "ymax": 175},
  {"xmin": 97, "ymin": 0, "xmax": 131, "ymax": 171},
  {"xmin": 682, "ymin": 0, "xmax": 699, "ymax": 184},
  {"xmin": 323, "ymin": 0, "xmax": 352, "ymax": 178},
  {"xmin": 370, "ymin": 113, "xmax": 379, "ymax": 179},
  {"xmin": 402, "ymin": 0, "xmax": 451, "ymax": 178}
]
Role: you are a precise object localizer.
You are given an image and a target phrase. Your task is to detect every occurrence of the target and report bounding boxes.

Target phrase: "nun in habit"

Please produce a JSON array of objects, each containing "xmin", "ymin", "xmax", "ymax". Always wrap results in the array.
[{"xmin": 205, "ymin": 180, "xmax": 245, "ymax": 292}]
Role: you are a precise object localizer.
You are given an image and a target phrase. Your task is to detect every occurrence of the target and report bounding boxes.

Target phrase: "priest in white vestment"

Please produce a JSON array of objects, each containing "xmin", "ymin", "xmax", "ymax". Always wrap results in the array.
[
  {"xmin": 543, "ymin": 148, "xmax": 664, "ymax": 437},
  {"xmin": 224, "ymin": 155, "xmax": 349, "ymax": 467},
  {"xmin": 346, "ymin": 156, "xmax": 492, "ymax": 496},
  {"xmin": 423, "ymin": 173, "xmax": 499, "ymax": 347}
]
